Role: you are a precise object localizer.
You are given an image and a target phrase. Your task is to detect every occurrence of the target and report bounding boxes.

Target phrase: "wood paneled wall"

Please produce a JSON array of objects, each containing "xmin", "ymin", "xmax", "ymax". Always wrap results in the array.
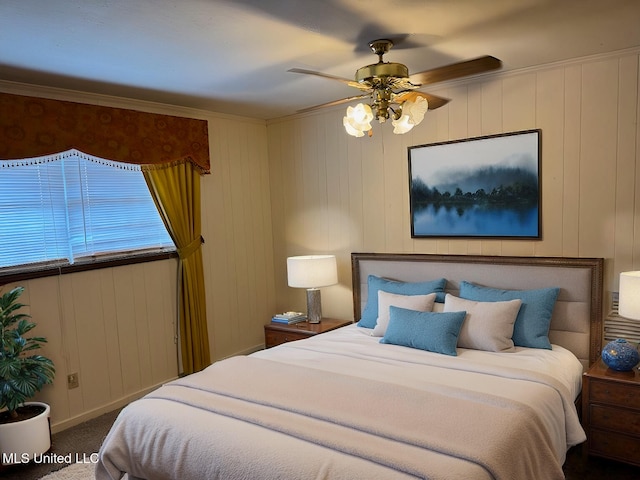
[
  {"xmin": 203, "ymin": 117, "xmax": 276, "ymax": 360},
  {"xmin": 13, "ymin": 259, "xmax": 178, "ymax": 431},
  {"xmin": 267, "ymin": 49, "xmax": 640, "ymax": 320}
]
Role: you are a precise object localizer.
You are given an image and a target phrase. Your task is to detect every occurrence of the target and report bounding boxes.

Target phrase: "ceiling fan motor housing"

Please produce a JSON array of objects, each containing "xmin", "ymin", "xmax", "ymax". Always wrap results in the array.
[{"xmin": 355, "ymin": 62, "xmax": 409, "ymax": 85}]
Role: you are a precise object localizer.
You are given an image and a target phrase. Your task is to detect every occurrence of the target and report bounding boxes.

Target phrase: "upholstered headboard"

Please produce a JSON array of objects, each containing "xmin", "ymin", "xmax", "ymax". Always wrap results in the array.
[{"xmin": 351, "ymin": 253, "xmax": 604, "ymax": 370}]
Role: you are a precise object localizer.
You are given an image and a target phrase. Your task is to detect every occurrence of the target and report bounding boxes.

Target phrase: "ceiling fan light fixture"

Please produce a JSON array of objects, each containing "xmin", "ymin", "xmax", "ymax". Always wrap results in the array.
[
  {"xmin": 392, "ymin": 96, "xmax": 429, "ymax": 134},
  {"xmin": 291, "ymin": 39, "xmax": 499, "ymax": 138},
  {"xmin": 343, "ymin": 103, "xmax": 373, "ymax": 137}
]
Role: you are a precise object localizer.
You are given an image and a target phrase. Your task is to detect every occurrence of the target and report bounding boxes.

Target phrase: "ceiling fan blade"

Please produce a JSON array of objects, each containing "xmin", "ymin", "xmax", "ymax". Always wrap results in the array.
[
  {"xmin": 288, "ymin": 68, "xmax": 362, "ymax": 88},
  {"xmin": 394, "ymin": 91, "xmax": 451, "ymax": 110},
  {"xmin": 409, "ymin": 56, "xmax": 501, "ymax": 86},
  {"xmin": 297, "ymin": 94, "xmax": 370, "ymax": 114}
]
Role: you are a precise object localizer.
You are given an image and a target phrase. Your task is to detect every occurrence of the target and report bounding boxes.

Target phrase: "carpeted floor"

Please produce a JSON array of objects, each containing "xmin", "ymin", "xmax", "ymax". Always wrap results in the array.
[
  {"xmin": 1, "ymin": 406, "xmax": 639, "ymax": 479},
  {"xmin": 38, "ymin": 461, "xmax": 97, "ymax": 480}
]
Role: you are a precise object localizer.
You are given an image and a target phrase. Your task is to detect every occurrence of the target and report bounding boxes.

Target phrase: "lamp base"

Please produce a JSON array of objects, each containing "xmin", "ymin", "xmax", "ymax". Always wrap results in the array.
[{"xmin": 306, "ymin": 289, "xmax": 322, "ymax": 323}]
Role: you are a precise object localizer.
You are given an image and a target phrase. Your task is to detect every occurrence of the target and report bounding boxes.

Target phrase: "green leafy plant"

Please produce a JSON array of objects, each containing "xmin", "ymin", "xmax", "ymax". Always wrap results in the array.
[{"xmin": 0, "ymin": 286, "xmax": 55, "ymax": 419}]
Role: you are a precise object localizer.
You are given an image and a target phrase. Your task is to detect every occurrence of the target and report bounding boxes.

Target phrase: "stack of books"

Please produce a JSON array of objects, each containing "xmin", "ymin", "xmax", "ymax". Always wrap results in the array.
[{"xmin": 272, "ymin": 311, "xmax": 307, "ymax": 324}]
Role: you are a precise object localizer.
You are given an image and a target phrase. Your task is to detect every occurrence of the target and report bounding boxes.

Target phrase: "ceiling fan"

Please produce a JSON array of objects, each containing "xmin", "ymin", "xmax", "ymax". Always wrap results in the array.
[{"xmin": 289, "ymin": 39, "xmax": 501, "ymax": 136}]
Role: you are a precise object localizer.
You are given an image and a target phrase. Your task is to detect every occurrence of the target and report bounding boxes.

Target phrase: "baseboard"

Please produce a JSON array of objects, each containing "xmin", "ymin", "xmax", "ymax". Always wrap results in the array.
[{"xmin": 50, "ymin": 378, "xmax": 177, "ymax": 434}]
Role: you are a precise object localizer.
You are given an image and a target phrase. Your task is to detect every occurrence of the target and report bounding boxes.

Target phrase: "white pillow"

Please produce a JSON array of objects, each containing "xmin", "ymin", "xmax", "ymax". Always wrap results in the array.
[
  {"xmin": 372, "ymin": 291, "xmax": 437, "ymax": 337},
  {"xmin": 443, "ymin": 294, "xmax": 522, "ymax": 352}
]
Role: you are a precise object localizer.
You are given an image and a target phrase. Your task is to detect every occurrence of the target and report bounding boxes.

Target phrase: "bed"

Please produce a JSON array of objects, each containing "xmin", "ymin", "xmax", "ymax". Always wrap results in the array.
[{"xmin": 96, "ymin": 253, "xmax": 604, "ymax": 480}]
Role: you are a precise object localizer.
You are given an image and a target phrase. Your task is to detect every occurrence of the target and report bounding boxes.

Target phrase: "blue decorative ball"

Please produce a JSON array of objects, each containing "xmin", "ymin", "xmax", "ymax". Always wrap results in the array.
[{"xmin": 601, "ymin": 338, "xmax": 640, "ymax": 371}]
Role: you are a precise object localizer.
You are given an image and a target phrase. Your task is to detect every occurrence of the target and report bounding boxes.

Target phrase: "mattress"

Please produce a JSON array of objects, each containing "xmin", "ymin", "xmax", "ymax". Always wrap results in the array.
[{"xmin": 97, "ymin": 324, "xmax": 585, "ymax": 480}]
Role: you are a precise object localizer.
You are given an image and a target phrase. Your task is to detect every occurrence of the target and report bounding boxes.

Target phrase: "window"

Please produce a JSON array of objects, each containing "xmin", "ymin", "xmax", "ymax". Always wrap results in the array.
[{"xmin": 0, "ymin": 149, "xmax": 175, "ymax": 272}]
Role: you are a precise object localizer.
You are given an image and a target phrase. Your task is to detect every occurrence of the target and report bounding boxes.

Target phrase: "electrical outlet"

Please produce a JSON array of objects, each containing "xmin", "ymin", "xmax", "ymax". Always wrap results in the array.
[{"xmin": 67, "ymin": 373, "xmax": 79, "ymax": 389}]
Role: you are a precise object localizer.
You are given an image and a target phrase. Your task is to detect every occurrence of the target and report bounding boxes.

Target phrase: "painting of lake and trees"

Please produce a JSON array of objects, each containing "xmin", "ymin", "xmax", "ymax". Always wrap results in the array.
[{"xmin": 409, "ymin": 130, "xmax": 541, "ymax": 238}]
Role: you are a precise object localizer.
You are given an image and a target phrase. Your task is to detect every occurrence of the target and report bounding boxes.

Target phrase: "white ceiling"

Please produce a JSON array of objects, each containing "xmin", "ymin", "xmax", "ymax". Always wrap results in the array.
[{"xmin": 2, "ymin": 0, "xmax": 640, "ymax": 120}]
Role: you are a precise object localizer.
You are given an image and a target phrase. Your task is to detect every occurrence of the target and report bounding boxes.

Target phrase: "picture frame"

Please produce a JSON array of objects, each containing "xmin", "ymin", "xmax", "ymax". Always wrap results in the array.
[{"xmin": 408, "ymin": 129, "xmax": 541, "ymax": 239}]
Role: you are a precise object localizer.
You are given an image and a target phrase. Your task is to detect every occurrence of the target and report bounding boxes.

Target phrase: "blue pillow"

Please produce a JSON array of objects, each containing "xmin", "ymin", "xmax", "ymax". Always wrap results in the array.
[
  {"xmin": 358, "ymin": 275, "xmax": 447, "ymax": 328},
  {"xmin": 380, "ymin": 306, "xmax": 465, "ymax": 356},
  {"xmin": 458, "ymin": 281, "xmax": 560, "ymax": 349}
]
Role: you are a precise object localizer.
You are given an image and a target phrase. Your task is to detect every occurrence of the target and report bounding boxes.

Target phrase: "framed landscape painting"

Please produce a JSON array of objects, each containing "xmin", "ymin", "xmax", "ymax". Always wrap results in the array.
[{"xmin": 409, "ymin": 129, "xmax": 541, "ymax": 239}]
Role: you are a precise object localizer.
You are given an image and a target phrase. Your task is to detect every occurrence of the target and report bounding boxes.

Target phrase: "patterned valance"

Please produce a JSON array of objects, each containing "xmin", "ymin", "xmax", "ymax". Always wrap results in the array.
[{"xmin": 0, "ymin": 92, "xmax": 210, "ymax": 174}]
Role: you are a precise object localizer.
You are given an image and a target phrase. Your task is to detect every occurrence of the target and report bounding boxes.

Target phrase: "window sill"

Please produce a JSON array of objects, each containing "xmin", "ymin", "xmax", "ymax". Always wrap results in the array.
[{"xmin": 0, "ymin": 250, "xmax": 178, "ymax": 285}]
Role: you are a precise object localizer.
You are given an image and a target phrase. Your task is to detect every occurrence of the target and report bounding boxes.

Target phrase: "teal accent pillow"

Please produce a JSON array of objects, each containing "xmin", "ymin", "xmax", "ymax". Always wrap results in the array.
[
  {"xmin": 458, "ymin": 281, "xmax": 560, "ymax": 349},
  {"xmin": 358, "ymin": 275, "xmax": 447, "ymax": 328},
  {"xmin": 380, "ymin": 306, "xmax": 465, "ymax": 356}
]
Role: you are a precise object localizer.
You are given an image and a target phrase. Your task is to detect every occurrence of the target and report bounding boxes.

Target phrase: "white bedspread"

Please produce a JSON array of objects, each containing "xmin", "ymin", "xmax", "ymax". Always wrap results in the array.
[{"xmin": 97, "ymin": 324, "xmax": 585, "ymax": 480}]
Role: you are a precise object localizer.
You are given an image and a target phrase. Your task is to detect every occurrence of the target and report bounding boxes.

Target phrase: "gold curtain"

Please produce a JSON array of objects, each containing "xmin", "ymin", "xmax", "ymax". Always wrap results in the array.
[{"xmin": 143, "ymin": 160, "xmax": 211, "ymax": 373}]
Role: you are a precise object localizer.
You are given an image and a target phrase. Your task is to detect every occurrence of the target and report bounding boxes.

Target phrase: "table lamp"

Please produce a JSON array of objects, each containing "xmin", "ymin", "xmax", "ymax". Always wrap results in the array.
[
  {"xmin": 287, "ymin": 255, "xmax": 338, "ymax": 323},
  {"xmin": 601, "ymin": 271, "xmax": 640, "ymax": 371},
  {"xmin": 619, "ymin": 271, "xmax": 640, "ymax": 321}
]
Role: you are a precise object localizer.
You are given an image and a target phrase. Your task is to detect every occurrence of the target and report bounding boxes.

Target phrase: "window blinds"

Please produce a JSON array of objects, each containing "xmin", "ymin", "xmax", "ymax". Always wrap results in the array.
[{"xmin": 0, "ymin": 150, "xmax": 174, "ymax": 270}]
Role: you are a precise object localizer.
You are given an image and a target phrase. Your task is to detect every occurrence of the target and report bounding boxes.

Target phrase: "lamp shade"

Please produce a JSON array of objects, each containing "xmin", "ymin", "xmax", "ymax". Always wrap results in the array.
[
  {"xmin": 391, "ymin": 114, "xmax": 415, "ymax": 134},
  {"xmin": 392, "ymin": 96, "xmax": 429, "ymax": 134},
  {"xmin": 619, "ymin": 271, "xmax": 640, "ymax": 320},
  {"xmin": 343, "ymin": 104, "xmax": 373, "ymax": 137},
  {"xmin": 287, "ymin": 255, "xmax": 338, "ymax": 289}
]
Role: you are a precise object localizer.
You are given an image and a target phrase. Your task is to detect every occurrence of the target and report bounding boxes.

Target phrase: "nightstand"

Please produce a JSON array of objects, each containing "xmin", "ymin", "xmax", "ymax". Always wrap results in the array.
[
  {"xmin": 264, "ymin": 318, "xmax": 352, "ymax": 348},
  {"xmin": 582, "ymin": 359, "xmax": 640, "ymax": 466}
]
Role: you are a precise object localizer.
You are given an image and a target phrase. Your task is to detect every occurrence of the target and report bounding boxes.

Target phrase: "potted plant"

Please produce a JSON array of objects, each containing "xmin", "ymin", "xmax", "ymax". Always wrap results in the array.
[{"xmin": 0, "ymin": 286, "xmax": 55, "ymax": 465}]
